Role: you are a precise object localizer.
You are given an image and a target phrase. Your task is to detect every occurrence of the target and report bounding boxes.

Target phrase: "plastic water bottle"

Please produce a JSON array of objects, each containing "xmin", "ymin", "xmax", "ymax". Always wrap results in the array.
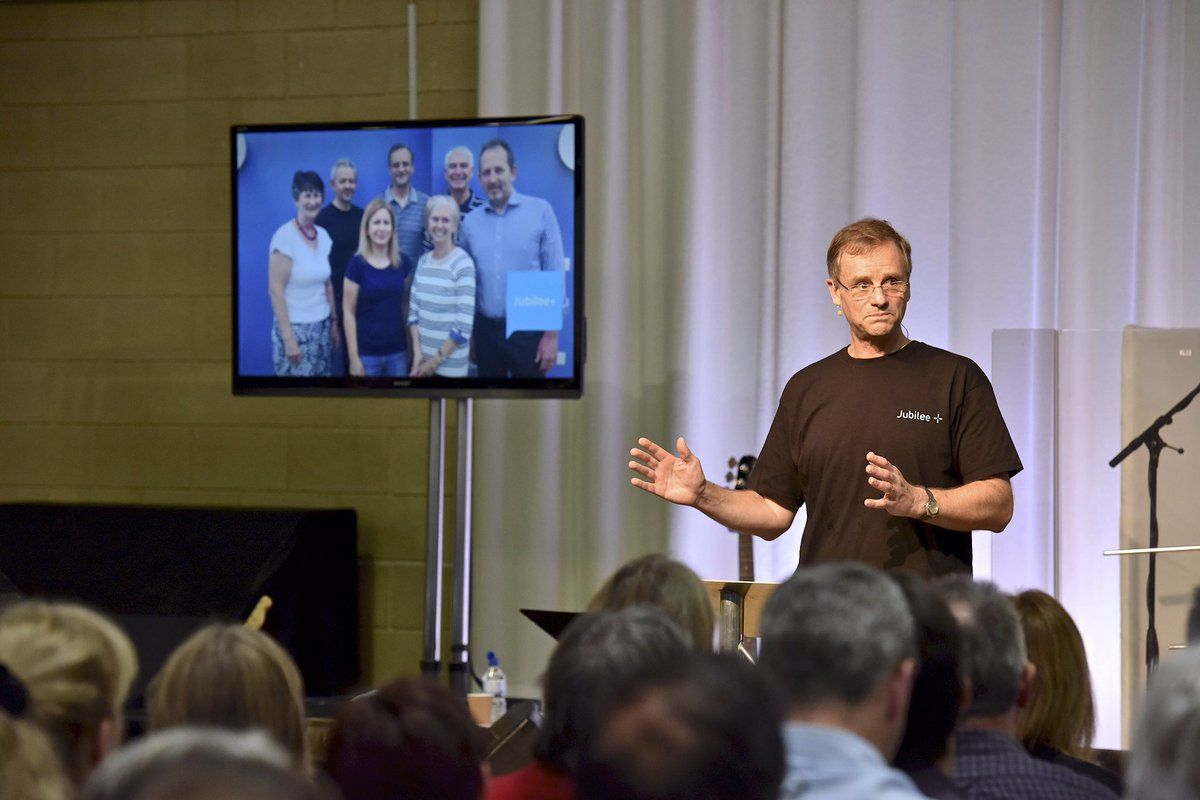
[{"xmin": 482, "ymin": 651, "xmax": 507, "ymax": 723}]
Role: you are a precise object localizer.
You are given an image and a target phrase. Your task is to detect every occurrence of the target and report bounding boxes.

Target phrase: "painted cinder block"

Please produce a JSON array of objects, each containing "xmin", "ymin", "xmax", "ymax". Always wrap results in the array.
[
  {"xmin": 416, "ymin": 22, "xmax": 477, "ymax": 92},
  {"xmin": 191, "ymin": 426, "xmax": 288, "ymax": 490},
  {"xmin": 140, "ymin": 0, "xmax": 238, "ymax": 36},
  {"xmin": 0, "ymin": 424, "xmax": 96, "ymax": 486},
  {"xmin": 187, "ymin": 33, "xmax": 286, "ymax": 99},
  {"xmin": 0, "ymin": 106, "xmax": 53, "ymax": 169},
  {"xmin": 236, "ymin": 0, "xmax": 335, "ymax": 33},
  {"xmin": 284, "ymin": 29, "xmax": 394, "ymax": 99},
  {"xmin": 0, "ymin": 3, "xmax": 49, "ymax": 41},
  {"xmin": 338, "ymin": 492, "xmax": 427, "ymax": 561},
  {"xmin": 0, "ymin": 40, "xmax": 96, "ymax": 104},
  {"xmin": 0, "ymin": 234, "xmax": 57, "ymax": 296},
  {"xmin": 45, "ymin": 1, "xmax": 140, "ymax": 40},
  {"xmin": 387, "ymin": 427, "xmax": 430, "ymax": 494},
  {"xmin": 94, "ymin": 425, "xmax": 193, "ymax": 488},
  {"xmin": 92, "ymin": 37, "xmax": 188, "ymax": 102},
  {"xmin": 287, "ymin": 428, "xmax": 392, "ymax": 493}
]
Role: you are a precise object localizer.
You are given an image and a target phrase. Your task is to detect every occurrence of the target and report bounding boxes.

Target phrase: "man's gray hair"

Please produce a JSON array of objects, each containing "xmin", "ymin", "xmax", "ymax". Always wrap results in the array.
[
  {"xmin": 536, "ymin": 605, "xmax": 692, "ymax": 774},
  {"xmin": 83, "ymin": 727, "xmax": 316, "ymax": 800},
  {"xmin": 1127, "ymin": 649, "xmax": 1200, "ymax": 800},
  {"xmin": 758, "ymin": 563, "xmax": 915, "ymax": 708},
  {"xmin": 934, "ymin": 575, "xmax": 1025, "ymax": 717},
  {"xmin": 444, "ymin": 145, "xmax": 473, "ymax": 169},
  {"xmin": 330, "ymin": 157, "xmax": 356, "ymax": 180}
]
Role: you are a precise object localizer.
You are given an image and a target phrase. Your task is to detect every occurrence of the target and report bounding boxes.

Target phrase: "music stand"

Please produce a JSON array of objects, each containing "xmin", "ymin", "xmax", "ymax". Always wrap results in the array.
[
  {"xmin": 702, "ymin": 580, "xmax": 779, "ymax": 658},
  {"xmin": 519, "ymin": 608, "xmax": 581, "ymax": 641},
  {"xmin": 1109, "ymin": 380, "xmax": 1199, "ymax": 679},
  {"xmin": 1104, "ymin": 543, "xmax": 1200, "ymax": 677}
]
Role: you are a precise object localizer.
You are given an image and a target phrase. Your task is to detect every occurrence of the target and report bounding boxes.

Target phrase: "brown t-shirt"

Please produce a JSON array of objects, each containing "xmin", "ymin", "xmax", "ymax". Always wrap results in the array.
[{"xmin": 748, "ymin": 341, "xmax": 1023, "ymax": 576}]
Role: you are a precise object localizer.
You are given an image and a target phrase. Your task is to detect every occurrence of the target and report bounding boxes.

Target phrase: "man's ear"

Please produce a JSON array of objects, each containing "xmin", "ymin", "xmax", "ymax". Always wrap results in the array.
[
  {"xmin": 887, "ymin": 657, "xmax": 917, "ymax": 723},
  {"xmin": 1015, "ymin": 661, "xmax": 1037, "ymax": 710},
  {"xmin": 958, "ymin": 676, "xmax": 974, "ymax": 718}
]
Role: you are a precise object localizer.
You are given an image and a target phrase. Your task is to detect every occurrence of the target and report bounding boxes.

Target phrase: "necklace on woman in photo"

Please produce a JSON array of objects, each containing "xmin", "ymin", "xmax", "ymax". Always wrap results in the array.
[{"xmin": 295, "ymin": 218, "xmax": 318, "ymax": 243}]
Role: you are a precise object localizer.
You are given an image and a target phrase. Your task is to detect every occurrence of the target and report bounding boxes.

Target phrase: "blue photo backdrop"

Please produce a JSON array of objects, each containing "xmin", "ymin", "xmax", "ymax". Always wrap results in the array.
[{"xmin": 235, "ymin": 121, "xmax": 578, "ymax": 380}]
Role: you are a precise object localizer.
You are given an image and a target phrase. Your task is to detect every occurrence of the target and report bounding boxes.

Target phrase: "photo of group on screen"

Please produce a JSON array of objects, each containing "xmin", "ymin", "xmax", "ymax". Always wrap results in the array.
[{"xmin": 264, "ymin": 138, "xmax": 566, "ymax": 380}]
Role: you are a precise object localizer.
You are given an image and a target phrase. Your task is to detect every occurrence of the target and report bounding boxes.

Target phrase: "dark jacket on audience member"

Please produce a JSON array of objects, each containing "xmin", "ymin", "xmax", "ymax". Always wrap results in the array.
[
  {"xmin": 954, "ymin": 730, "xmax": 1119, "ymax": 800},
  {"xmin": 1029, "ymin": 744, "xmax": 1124, "ymax": 797}
]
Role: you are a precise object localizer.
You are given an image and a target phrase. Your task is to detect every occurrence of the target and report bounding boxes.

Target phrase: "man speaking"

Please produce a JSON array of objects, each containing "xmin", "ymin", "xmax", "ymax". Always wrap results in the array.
[{"xmin": 629, "ymin": 219, "xmax": 1022, "ymax": 576}]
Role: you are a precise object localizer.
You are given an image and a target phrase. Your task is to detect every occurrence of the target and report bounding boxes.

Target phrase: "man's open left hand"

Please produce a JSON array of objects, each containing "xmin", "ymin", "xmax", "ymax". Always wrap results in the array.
[{"xmin": 863, "ymin": 452, "xmax": 924, "ymax": 519}]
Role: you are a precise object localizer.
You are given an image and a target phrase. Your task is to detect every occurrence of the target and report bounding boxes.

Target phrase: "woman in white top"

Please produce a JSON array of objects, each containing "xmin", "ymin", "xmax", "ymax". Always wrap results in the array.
[
  {"xmin": 267, "ymin": 170, "xmax": 338, "ymax": 376},
  {"xmin": 408, "ymin": 195, "xmax": 476, "ymax": 378}
]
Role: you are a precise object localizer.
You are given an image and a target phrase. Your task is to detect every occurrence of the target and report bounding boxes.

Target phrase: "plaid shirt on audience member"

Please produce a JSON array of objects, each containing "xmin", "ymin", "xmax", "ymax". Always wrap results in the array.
[{"xmin": 953, "ymin": 729, "xmax": 1119, "ymax": 800}]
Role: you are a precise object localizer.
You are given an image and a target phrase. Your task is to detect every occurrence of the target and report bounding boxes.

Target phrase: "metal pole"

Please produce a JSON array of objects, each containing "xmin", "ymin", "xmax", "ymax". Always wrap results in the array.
[
  {"xmin": 448, "ymin": 398, "xmax": 474, "ymax": 696},
  {"xmin": 420, "ymin": 399, "xmax": 445, "ymax": 678}
]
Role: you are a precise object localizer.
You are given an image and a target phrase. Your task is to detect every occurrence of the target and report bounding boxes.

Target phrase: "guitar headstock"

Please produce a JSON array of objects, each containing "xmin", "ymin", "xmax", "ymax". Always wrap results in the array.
[{"xmin": 725, "ymin": 454, "xmax": 757, "ymax": 491}]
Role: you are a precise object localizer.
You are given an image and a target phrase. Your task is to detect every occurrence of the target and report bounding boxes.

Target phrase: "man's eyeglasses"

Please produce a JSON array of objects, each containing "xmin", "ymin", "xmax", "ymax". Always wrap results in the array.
[{"xmin": 834, "ymin": 278, "xmax": 909, "ymax": 301}]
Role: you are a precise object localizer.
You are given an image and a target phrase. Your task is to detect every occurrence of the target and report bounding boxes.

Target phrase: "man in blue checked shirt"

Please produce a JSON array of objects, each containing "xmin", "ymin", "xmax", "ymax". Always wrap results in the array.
[{"xmin": 458, "ymin": 138, "xmax": 564, "ymax": 378}]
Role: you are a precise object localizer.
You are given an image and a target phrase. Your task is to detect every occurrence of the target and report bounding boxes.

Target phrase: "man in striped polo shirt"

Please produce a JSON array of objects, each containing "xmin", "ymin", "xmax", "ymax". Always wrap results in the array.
[{"xmin": 381, "ymin": 143, "xmax": 431, "ymax": 279}]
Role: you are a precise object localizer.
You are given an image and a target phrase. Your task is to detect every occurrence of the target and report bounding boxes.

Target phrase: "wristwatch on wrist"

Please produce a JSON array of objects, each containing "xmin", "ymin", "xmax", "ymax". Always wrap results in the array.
[{"xmin": 921, "ymin": 486, "xmax": 939, "ymax": 521}]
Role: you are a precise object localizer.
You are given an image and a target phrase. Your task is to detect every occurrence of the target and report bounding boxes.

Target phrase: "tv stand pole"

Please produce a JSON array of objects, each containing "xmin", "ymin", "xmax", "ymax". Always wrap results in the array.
[
  {"xmin": 420, "ymin": 399, "xmax": 446, "ymax": 679},
  {"xmin": 448, "ymin": 398, "xmax": 474, "ymax": 697},
  {"xmin": 419, "ymin": 397, "xmax": 476, "ymax": 696}
]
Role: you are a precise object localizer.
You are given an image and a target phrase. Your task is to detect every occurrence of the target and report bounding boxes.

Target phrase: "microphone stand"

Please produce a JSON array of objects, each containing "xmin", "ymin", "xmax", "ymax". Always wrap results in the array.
[{"xmin": 1109, "ymin": 381, "xmax": 1200, "ymax": 681}]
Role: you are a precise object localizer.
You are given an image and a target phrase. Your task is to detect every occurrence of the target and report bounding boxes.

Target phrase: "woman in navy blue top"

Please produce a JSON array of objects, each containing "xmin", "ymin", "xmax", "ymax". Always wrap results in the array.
[{"xmin": 342, "ymin": 199, "xmax": 412, "ymax": 377}]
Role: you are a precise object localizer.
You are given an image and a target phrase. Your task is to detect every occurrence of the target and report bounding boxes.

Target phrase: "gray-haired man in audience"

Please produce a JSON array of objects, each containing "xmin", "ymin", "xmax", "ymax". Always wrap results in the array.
[
  {"xmin": 936, "ymin": 576, "xmax": 1118, "ymax": 799},
  {"xmin": 759, "ymin": 562, "xmax": 925, "ymax": 799},
  {"xmin": 1126, "ymin": 647, "xmax": 1200, "ymax": 800}
]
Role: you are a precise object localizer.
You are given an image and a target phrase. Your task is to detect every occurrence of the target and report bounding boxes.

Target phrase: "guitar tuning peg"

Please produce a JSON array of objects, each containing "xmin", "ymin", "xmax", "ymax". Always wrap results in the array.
[
  {"xmin": 725, "ymin": 471, "xmax": 734, "ymax": 483},
  {"xmin": 727, "ymin": 456, "xmax": 737, "ymax": 468}
]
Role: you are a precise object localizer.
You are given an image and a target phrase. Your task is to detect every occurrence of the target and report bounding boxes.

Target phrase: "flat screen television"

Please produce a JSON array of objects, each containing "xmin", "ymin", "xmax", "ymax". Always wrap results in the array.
[{"xmin": 231, "ymin": 115, "xmax": 584, "ymax": 398}]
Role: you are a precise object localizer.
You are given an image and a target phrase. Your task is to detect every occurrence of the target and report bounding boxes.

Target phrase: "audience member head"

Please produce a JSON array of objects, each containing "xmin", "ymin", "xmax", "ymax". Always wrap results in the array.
[
  {"xmin": 325, "ymin": 676, "xmax": 488, "ymax": 800},
  {"xmin": 536, "ymin": 606, "xmax": 692, "ymax": 776},
  {"xmin": 934, "ymin": 575, "xmax": 1029, "ymax": 721},
  {"xmin": 1012, "ymin": 589, "xmax": 1095, "ymax": 758},
  {"xmin": 826, "ymin": 217, "xmax": 913, "ymax": 279},
  {"xmin": 0, "ymin": 600, "xmax": 137, "ymax": 785},
  {"xmin": 1126, "ymin": 649, "xmax": 1200, "ymax": 800},
  {"xmin": 586, "ymin": 553, "xmax": 715, "ymax": 650},
  {"xmin": 0, "ymin": 689, "xmax": 74, "ymax": 800},
  {"xmin": 890, "ymin": 570, "xmax": 965, "ymax": 771},
  {"xmin": 147, "ymin": 624, "xmax": 308, "ymax": 770},
  {"xmin": 576, "ymin": 652, "xmax": 784, "ymax": 800},
  {"xmin": 83, "ymin": 727, "xmax": 320, "ymax": 800},
  {"xmin": 758, "ymin": 563, "xmax": 916, "ymax": 758}
]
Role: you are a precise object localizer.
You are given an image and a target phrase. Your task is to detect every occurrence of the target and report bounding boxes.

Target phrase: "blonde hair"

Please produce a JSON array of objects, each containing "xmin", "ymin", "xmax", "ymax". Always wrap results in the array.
[
  {"xmin": 1013, "ymin": 589, "xmax": 1095, "ymax": 759},
  {"xmin": 147, "ymin": 624, "xmax": 308, "ymax": 770},
  {"xmin": 356, "ymin": 198, "xmax": 401, "ymax": 267},
  {"xmin": 0, "ymin": 712, "xmax": 74, "ymax": 800},
  {"xmin": 0, "ymin": 601, "xmax": 137, "ymax": 785},
  {"xmin": 587, "ymin": 554, "xmax": 715, "ymax": 651}
]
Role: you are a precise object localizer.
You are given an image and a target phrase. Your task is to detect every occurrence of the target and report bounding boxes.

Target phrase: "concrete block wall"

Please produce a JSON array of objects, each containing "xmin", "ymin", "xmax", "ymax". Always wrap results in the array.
[{"xmin": 0, "ymin": 0, "xmax": 478, "ymax": 686}]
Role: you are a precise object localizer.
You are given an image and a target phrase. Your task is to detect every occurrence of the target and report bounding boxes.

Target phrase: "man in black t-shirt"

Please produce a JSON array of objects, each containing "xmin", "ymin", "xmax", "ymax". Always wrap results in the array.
[
  {"xmin": 315, "ymin": 158, "xmax": 364, "ymax": 376},
  {"xmin": 629, "ymin": 218, "xmax": 1022, "ymax": 576}
]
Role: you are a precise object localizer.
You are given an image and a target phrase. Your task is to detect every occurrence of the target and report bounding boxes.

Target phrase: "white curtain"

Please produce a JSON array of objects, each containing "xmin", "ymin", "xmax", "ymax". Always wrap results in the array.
[{"xmin": 471, "ymin": 0, "xmax": 1200, "ymax": 748}]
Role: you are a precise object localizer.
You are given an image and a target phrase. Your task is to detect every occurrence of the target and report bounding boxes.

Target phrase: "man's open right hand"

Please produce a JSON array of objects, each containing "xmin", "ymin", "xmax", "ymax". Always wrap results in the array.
[{"xmin": 629, "ymin": 436, "xmax": 706, "ymax": 507}]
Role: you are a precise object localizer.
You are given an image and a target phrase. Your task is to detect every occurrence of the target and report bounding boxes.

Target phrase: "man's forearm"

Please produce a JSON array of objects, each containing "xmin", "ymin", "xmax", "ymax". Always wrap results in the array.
[
  {"xmin": 694, "ymin": 483, "xmax": 795, "ymax": 540},
  {"xmin": 924, "ymin": 476, "xmax": 1013, "ymax": 533}
]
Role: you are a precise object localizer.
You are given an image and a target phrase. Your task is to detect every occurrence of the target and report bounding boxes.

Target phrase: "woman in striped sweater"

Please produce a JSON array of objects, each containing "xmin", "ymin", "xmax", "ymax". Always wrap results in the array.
[{"xmin": 408, "ymin": 195, "xmax": 476, "ymax": 378}]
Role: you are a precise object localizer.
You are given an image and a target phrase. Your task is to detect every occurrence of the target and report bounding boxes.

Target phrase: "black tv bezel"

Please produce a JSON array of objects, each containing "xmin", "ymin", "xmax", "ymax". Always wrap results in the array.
[{"xmin": 230, "ymin": 114, "xmax": 585, "ymax": 399}]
